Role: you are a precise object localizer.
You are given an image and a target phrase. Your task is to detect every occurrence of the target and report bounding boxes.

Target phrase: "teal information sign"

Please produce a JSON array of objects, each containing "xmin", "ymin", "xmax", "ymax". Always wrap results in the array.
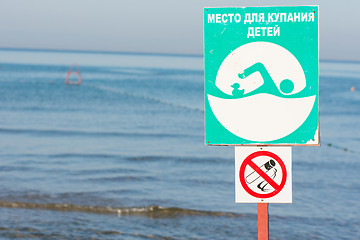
[{"xmin": 204, "ymin": 6, "xmax": 319, "ymax": 145}]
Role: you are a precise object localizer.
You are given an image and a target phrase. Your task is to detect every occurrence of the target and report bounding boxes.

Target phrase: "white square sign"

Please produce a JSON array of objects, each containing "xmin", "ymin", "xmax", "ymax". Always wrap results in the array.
[{"xmin": 235, "ymin": 146, "xmax": 292, "ymax": 203}]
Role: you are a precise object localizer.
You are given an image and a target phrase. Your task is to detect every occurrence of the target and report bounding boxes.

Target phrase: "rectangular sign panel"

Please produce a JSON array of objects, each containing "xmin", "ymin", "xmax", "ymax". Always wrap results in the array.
[
  {"xmin": 235, "ymin": 146, "xmax": 292, "ymax": 203},
  {"xmin": 204, "ymin": 6, "xmax": 319, "ymax": 145}
]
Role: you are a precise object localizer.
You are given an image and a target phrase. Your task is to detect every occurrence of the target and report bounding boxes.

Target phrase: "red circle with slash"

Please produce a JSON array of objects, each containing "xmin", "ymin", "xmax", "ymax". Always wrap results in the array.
[{"xmin": 239, "ymin": 151, "xmax": 287, "ymax": 198}]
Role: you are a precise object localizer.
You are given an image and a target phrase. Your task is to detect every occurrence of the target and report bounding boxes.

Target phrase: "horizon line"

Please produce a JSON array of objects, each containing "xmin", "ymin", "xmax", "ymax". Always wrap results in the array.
[
  {"xmin": 0, "ymin": 47, "xmax": 359, "ymax": 64},
  {"xmin": 0, "ymin": 47, "xmax": 203, "ymax": 58}
]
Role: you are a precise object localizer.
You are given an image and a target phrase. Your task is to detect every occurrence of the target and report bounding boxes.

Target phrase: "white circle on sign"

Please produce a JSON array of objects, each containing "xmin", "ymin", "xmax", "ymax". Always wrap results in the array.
[{"xmin": 207, "ymin": 42, "xmax": 316, "ymax": 141}]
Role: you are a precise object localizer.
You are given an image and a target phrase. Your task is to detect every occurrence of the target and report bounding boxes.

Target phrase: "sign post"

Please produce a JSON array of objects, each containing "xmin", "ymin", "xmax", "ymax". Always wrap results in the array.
[
  {"xmin": 204, "ymin": 5, "xmax": 319, "ymax": 240},
  {"xmin": 258, "ymin": 203, "xmax": 269, "ymax": 240}
]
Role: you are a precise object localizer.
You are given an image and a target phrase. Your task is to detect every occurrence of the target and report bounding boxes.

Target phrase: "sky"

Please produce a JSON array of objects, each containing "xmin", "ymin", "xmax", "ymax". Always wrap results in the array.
[{"xmin": 0, "ymin": 0, "xmax": 359, "ymax": 61}]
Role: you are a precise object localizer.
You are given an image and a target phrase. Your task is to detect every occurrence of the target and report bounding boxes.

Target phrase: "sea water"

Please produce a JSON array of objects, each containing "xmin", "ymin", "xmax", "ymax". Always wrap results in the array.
[{"xmin": 0, "ymin": 49, "xmax": 359, "ymax": 239}]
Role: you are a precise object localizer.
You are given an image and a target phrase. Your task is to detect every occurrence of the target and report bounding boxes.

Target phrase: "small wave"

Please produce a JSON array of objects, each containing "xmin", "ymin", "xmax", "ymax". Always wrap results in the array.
[
  {"xmin": 0, "ymin": 201, "xmax": 246, "ymax": 218},
  {"xmin": 0, "ymin": 127, "xmax": 191, "ymax": 139},
  {"xmin": 126, "ymin": 156, "xmax": 231, "ymax": 164},
  {"xmin": 48, "ymin": 153, "xmax": 123, "ymax": 160},
  {"xmin": 84, "ymin": 83, "xmax": 204, "ymax": 113},
  {"xmin": 0, "ymin": 226, "xmax": 177, "ymax": 240},
  {"xmin": 87, "ymin": 175, "xmax": 159, "ymax": 183},
  {"xmin": 1, "ymin": 153, "xmax": 232, "ymax": 164}
]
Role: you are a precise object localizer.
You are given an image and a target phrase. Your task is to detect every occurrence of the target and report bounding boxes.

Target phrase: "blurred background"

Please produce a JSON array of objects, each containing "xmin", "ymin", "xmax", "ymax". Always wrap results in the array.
[
  {"xmin": 0, "ymin": 0, "xmax": 359, "ymax": 60},
  {"xmin": 0, "ymin": 1, "xmax": 359, "ymax": 239}
]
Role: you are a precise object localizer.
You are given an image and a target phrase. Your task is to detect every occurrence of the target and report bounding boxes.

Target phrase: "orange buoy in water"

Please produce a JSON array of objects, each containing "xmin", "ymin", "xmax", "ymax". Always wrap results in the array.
[
  {"xmin": 65, "ymin": 64, "xmax": 82, "ymax": 85},
  {"xmin": 350, "ymin": 86, "xmax": 355, "ymax": 92}
]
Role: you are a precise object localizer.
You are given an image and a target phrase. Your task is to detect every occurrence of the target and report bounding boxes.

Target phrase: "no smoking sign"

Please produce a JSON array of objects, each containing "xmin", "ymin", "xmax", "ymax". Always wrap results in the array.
[{"xmin": 235, "ymin": 146, "xmax": 292, "ymax": 203}]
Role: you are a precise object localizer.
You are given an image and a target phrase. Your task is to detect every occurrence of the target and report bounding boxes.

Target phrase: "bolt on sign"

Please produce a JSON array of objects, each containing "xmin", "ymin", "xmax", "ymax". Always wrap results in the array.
[
  {"xmin": 235, "ymin": 146, "xmax": 292, "ymax": 203},
  {"xmin": 204, "ymin": 6, "xmax": 319, "ymax": 145}
]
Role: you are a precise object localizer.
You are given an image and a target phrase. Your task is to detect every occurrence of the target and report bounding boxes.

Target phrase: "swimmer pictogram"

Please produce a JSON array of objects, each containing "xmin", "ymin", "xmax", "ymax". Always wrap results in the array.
[{"xmin": 235, "ymin": 62, "xmax": 295, "ymax": 96}]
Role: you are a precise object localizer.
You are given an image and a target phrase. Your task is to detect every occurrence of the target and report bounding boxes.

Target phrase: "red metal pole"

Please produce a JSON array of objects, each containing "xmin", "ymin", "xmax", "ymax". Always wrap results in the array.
[{"xmin": 258, "ymin": 203, "xmax": 269, "ymax": 240}]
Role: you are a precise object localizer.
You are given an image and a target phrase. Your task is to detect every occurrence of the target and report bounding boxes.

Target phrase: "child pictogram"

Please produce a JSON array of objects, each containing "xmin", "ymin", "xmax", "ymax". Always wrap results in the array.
[{"xmin": 231, "ymin": 83, "xmax": 244, "ymax": 97}]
